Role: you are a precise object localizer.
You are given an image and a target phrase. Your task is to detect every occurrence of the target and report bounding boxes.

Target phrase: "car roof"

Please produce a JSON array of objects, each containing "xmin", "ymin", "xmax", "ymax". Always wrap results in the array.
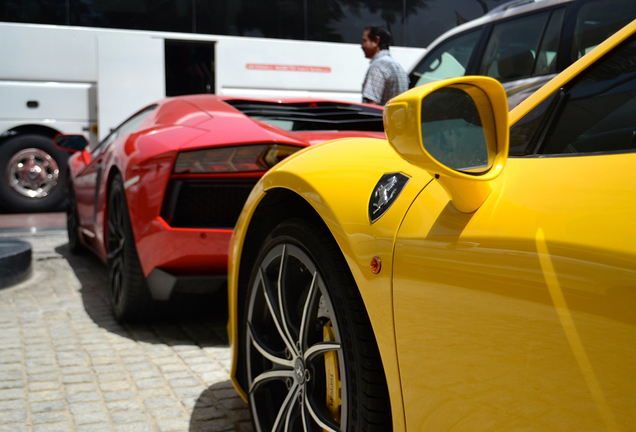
[{"xmin": 422, "ymin": 0, "xmax": 575, "ymax": 56}]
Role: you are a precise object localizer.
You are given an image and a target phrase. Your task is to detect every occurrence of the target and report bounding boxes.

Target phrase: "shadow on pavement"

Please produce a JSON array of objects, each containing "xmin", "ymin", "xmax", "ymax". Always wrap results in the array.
[
  {"xmin": 190, "ymin": 381, "xmax": 252, "ymax": 432},
  {"xmin": 55, "ymin": 239, "xmax": 255, "ymax": 429},
  {"xmin": 55, "ymin": 241, "xmax": 230, "ymax": 348}
]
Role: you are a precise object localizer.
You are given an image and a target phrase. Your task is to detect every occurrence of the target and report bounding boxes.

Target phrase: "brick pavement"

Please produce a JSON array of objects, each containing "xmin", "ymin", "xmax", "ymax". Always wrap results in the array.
[{"xmin": 0, "ymin": 229, "xmax": 253, "ymax": 432}]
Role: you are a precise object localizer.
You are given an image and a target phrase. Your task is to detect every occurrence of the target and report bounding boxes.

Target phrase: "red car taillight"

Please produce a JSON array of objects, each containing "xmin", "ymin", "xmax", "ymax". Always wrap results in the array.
[{"xmin": 173, "ymin": 144, "xmax": 301, "ymax": 173}]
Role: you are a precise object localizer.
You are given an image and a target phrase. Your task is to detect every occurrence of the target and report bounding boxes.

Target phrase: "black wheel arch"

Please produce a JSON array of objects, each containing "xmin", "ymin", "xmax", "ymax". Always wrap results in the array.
[
  {"xmin": 235, "ymin": 188, "xmax": 343, "ymax": 391},
  {"xmin": 0, "ymin": 125, "xmax": 61, "ymax": 145}
]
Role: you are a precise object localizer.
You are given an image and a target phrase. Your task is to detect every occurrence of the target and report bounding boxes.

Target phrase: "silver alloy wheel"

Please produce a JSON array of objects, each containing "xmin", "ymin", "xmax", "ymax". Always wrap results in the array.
[
  {"xmin": 7, "ymin": 148, "xmax": 59, "ymax": 198},
  {"xmin": 246, "ymin": 243, "xmax": 346, "ymax": 432}
]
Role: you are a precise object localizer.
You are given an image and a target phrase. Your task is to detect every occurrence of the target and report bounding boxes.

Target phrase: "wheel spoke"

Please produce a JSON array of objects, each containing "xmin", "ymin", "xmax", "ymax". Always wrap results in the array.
[
  {"xmin": 107, "ymin": 222, "xmax": 125, "ymax": 259},
  {"xmin": 259, "ymin": 268, "xmax": 297, "ymax": 357},
  {"xmin": 298, "ymin": 270, "xmax": 318, "ymax": 351},
  {"xmin": 107, "ymin": 219, "xmax": 117, "ymax": 238},
  {"xmin": 116, "ymin": 205, "xmax": 126, "ymax": 238},
  {"xmin": 276, "ymin": 245, "xmax": 300, "ymax": 357},
  {"xmin": 114, "ymin": 197, "xmax": 123, "ymax": 231},
  {"xmin": 304, "ymin": 342, "xmax": 341, "ymax": 362},
  {"xmin": 305, "ymin": 394, "xmax": 339, "ymax": 432},
  {"xmin": 283, "ymin": 389, "xmax": 299, "ymax": 432},
  {"xmin": 300, "ymin": 398, "xmax": 313, "ymax": 432},
  {"xmin": 270, "ymin": 384, "xmax": 300, "ymax": 432},
  {"xmin": 109, "ymin": 239, "xmax": 125, "ymax": 259},
  {"xmin": 249, "ymin": 369, "xmax": 296, "ymax": 394},
  {"xmin": 110, "ymin": 257, "xmax": 123, "ymax": 306},
  {"xmin": 247, "ymin": 322, "xmax": 293, "ymax": 368},
  {"xmin": 107, "ymin": 194, "xmax": 127, "ymax": 260}
]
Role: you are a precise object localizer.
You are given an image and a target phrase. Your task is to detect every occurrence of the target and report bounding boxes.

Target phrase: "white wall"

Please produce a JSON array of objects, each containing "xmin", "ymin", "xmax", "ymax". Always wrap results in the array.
[{"xmin": 215, "ymin": 37, "xmax": 424, "ymax": 102}]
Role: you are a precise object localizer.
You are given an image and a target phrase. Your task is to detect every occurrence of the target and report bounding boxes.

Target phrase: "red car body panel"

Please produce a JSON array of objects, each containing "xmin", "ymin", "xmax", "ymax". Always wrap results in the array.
[{"xmin": 66, "ymin": 94, "xmax": 384, "ymax": 299}]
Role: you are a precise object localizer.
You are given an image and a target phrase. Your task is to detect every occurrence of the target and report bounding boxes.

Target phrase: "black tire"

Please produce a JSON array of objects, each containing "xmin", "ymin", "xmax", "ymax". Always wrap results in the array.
[
  {"xmin": 244, "ymin": 219, "xmax": 392, "ymax": 432},
  {"xmin": 107, "ymin": 175, "xmax": 154, "ymax": 322},
  {"xmin": 0, "ymin": 134, "xmax": 69, "ymax": 213},
  {"xmin": 66, "ymin": 177, "xmax": 84, "ymax": 254}
]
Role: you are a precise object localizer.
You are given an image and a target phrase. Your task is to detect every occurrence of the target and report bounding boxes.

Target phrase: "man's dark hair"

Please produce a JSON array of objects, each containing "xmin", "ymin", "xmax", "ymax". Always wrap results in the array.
[{"xmin": 366, "ymin": 26, "xmax": 392, "ymax": 50}]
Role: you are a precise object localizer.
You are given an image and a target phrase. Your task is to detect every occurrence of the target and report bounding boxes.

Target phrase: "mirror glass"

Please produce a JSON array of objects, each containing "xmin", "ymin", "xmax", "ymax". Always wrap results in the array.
[
  {"xmin": 420, "ymin": 87, "xmax": 490, "ymax": 173},
  {"xmin": 55, "ymin": 135, "xmax": 88, "ymax": 151}
]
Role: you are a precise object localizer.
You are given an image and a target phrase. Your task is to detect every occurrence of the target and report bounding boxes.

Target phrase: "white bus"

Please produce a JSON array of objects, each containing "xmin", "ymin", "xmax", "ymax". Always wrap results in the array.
[{"xmin": 0, "ymin": 21, "xmax": 425, "ymax": 213}]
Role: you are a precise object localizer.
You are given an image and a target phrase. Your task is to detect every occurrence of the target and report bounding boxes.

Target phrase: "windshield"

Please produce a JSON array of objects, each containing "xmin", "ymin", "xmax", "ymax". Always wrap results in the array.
[{"xmin": 409, "ymin": 29, "xmax": 481, "ymax": 88}]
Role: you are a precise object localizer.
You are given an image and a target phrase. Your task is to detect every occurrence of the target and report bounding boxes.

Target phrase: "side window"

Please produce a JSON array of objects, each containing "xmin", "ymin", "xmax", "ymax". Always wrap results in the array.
[
  {"xmin": 570, "ymin": 0, "xmax": 636, "ymax": 62},
  {"xmin": 89, "ymin": 130, "xmax": 118, "ymax": 154},
  {"xmin": 540, "ymin": 36, "xmax": 636, "ymax": 155},
  {"xmin": 508, "ymin": 91, "xmax": 559, "ymax": 155},
  {"xmin": 91, "ymin": 106, "xmax": 157, "ymax": 154},
  {"xmin": 535, "ymin": 9, "xmax": 565, "ymax": 75},
  {"xmin": 479, "ymin": 11, "xmax": 552, "ymax": 81},
  {"xmin": 409, "ymin": 29, "xmax": 481, "ymax": 88},
  {"xmin": 512, "ymin": 35, "xmax": 636, "ymax": 156}
]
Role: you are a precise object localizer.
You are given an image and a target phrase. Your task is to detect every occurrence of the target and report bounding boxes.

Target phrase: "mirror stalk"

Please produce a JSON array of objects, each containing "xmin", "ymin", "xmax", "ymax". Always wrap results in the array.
[
  {"xmin": 385, "ymin": 76, "xmax": 509, "ymax": 214},
  {"xmin": 436, "ymin": 175, "xmax": 493, "ymax": 213}
]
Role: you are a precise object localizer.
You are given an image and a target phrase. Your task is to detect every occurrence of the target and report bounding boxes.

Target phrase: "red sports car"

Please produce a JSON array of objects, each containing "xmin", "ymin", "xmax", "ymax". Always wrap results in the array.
[{"xmin": 55, "ymin": 95, "xmax": 384, "ymax": 322}]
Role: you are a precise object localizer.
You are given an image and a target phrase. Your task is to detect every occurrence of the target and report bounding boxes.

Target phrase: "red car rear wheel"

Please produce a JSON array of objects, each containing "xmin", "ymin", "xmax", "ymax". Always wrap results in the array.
[{"xmin": 107, "ymin": 174, "xmax": 154, "ymax": 322}]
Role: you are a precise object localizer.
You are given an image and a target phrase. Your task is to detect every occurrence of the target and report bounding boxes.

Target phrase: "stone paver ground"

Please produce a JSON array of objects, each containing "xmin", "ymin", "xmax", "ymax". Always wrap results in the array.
[{"xmin": 0, "ymin": 229, "xmax": 253, "ymax": 432}]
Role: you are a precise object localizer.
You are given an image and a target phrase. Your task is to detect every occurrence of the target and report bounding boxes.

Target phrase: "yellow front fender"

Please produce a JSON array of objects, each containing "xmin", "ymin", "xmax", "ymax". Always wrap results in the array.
[{"xmin": 228, "ymin": 137, "xmax": 432, "ymax": 432}]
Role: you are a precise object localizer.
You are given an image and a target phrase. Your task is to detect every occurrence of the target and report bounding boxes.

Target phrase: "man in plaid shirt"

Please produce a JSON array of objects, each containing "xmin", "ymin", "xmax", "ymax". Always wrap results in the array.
[{"xmin": 361, "ymin": 26, "xmax": 409, "ymax": 105}]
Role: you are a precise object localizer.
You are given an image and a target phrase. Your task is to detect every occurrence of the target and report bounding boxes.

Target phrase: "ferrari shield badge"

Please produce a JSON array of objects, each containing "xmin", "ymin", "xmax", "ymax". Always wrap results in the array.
[{"xmin": 368, "ymin": 172, "xmax": 410, "ymax": 224}]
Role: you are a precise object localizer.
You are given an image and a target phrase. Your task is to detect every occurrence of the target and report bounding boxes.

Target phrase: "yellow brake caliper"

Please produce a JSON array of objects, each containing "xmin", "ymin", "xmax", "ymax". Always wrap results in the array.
[{"xmin": 323, "ymin": 320, "xmax": 342, "ymax": 427}]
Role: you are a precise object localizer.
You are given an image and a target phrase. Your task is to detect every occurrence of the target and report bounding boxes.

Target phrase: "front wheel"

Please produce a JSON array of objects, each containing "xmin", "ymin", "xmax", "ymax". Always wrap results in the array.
[{"xmin": 244, "ymin": 219, "xmax": 392, "ymax": 432}]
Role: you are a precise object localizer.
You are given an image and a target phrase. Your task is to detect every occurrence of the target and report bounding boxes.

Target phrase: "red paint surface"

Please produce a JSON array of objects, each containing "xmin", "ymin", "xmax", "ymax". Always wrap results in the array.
[{"xmin": 66, "ymin": 94, "xmax": 383, "ymax": 279}]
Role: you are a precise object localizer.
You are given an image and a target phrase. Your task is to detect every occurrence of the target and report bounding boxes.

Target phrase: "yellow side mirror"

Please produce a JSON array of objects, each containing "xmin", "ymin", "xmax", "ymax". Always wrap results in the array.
[{"xmin": 384, "ymin": 76, "xmax": 509, "ymax": 213}]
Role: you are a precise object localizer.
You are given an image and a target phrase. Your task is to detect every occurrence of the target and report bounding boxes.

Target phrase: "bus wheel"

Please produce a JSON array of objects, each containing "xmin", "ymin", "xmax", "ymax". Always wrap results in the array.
[{"xmin": 0, "ymin": 134, "xmax": 69, "ymax": 213}]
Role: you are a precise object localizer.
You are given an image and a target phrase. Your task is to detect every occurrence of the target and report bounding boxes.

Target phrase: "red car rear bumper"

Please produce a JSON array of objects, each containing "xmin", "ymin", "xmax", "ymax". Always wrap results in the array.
[{"xmin": 135, "ymin": 217, "xmax": 232, "ymax": 300}]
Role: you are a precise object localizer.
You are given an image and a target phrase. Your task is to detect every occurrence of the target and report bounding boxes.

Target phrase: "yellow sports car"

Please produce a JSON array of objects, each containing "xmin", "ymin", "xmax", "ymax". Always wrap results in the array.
[{"xmin": 227, "ymin": 19, "xmax": 636, "ymax": 432}]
